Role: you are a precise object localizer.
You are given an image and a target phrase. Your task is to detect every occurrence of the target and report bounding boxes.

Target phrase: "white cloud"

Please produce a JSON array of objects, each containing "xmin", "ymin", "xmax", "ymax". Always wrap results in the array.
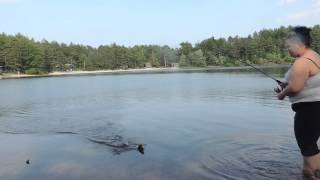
[
  {"xmin": 287, "ymin": 9, "xmax": 320, "ymax": 20},
  {"xmin": 314, "ymin": 0, "xmax": 320, "ymax": 7},
  {"xmin": 284, "ymin": 0, "xmax": 320, "ymax": 21},
  {"xmin": 280, "ymin": 0, "xmax": 298, "ymax": 5},
  {"xmin": 0, "ymin": 0, "xmax": 22, "ymax": 4}
]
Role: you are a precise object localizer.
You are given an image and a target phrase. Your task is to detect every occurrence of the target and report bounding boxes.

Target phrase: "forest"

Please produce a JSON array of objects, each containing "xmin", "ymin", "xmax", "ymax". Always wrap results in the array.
[{"xmin": 0, "ymin": 25, "xmax": 319, "ymax": 75}]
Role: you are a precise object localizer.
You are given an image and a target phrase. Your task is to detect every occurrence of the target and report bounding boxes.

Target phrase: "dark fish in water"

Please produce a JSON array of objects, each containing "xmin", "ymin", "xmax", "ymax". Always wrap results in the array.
[
  {"xmin": 137, "ymin": 144, "xmax": 144, "ymax": 154},
  {"xmin": 26, "ymin": 160, "xmax": 30, "ymax": 164},
  {"xmin": 87, "ymin": 138, "xmax": 146, "ymax": 155},
  {"xmin": 1, "ymin": 130, "xmax": 145, "ymax": 155}
]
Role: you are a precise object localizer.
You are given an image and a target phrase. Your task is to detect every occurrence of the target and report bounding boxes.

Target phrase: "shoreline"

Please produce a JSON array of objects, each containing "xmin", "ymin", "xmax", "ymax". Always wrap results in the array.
[{"xmin": 0, "ymin": 64, "xmax": 291, "ymax": 80}]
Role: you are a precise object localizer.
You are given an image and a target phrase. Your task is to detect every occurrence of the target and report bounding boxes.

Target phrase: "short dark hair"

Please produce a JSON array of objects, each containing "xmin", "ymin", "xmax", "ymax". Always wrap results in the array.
[{"xmin": 291, "ymin": 26, "xmax": 312, "ymax": 47}]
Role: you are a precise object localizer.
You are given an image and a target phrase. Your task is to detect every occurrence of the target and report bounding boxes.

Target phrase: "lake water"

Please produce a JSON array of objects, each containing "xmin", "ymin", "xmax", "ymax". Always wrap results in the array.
[{"xmin": 0, "ymin": 67, "xmax": 304, "ymax": 180}]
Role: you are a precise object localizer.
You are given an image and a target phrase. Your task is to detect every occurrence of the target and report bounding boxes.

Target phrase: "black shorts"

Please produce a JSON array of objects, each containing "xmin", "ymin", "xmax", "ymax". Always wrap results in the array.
[{"xmin": 292, "ymin": 101, "xmax": 320, "ymax": 157}]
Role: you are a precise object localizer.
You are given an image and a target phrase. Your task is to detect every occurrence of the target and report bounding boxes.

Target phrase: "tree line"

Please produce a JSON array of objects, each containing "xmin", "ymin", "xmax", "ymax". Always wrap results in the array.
[{"xmin": 0, "ymin": 25, "xmax": 319, "ymax": 74}]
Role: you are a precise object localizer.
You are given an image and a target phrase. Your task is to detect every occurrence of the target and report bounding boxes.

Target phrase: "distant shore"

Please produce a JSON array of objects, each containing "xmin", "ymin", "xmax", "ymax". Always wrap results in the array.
[{"xmin": 0, "ymin": 64, "xmax": 291, "ymax": 80}]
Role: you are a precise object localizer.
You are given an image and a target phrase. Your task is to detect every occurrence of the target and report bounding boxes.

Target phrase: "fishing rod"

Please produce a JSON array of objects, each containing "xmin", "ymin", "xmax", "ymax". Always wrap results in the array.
[{"xmin": 241, "ymin": 60, "xmax": 284, "ymax": 85}]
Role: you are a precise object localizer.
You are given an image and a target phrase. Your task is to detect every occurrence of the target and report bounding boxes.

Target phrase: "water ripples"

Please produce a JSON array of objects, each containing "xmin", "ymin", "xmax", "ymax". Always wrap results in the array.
[
  {"xmin": 196, "ymin": 134, "xmax": 302, "ymax": 179},
  {"xmin": 0, "ymin": 69, "xmax": 301, "ymax": 179}
]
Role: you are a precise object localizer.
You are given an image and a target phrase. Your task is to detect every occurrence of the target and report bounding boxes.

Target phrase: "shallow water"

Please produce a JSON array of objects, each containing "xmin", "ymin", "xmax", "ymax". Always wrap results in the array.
[{"xmin": 0, "ymin": 67, "xmax": 305, "ymax": 180}]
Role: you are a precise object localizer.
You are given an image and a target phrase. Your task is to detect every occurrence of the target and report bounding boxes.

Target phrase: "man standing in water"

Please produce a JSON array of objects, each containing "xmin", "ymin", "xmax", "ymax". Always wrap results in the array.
[{"xmin": 276, "ymin": 26, "xmax": 320, "ymax": 179}]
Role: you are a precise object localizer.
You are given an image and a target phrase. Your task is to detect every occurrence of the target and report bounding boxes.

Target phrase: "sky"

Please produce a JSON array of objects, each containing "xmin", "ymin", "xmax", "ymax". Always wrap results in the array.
[{"xmin": 0, "ymin": 0, "xmax": 319, "ymax": 47}]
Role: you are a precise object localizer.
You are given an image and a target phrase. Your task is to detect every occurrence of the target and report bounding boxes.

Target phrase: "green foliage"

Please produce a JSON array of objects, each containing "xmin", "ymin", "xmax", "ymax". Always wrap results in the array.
[
  {"xmin": 224, "ymin": 62, "xmax": 234, "ymax": 67},
  {"xmin": 0, "ymin": 25, "xmax": 319, "ymax": 74},
  {"xmin": 179, "ymin": 42, "xmax": 193, "ymax": 56},
  {"xmin": 25, "ymin": 68, "xmax": 41, "ymax": 75},
  {"xmin": 0, "ymin": 36, "xmax": 178, "ymax": 73},
  {"xmin": 195, "ymin": 25, "xmax": 315, "ymax": 66},
  {"xmin": 311, "ymin": 25, "xmax": 320, "ymax": 53},
  {"xmin": 179, "ymin": 54, "xmax": 189, "ymax": 67},
  {"xmin": 188, "ymin": 50, "xmax": 206, "ymax": 67}
]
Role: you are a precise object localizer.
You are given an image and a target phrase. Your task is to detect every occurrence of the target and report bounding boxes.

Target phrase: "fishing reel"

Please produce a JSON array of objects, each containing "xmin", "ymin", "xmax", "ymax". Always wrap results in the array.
[{"xmin": 274, "ymin": 82, "xmax": 288, "ymax": 93}]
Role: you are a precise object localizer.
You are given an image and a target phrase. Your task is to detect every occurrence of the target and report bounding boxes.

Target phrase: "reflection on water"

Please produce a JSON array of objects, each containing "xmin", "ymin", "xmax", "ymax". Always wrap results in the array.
[{"xmin": 0, "ymin": 67, "xmax": 304, "ymax": 179}]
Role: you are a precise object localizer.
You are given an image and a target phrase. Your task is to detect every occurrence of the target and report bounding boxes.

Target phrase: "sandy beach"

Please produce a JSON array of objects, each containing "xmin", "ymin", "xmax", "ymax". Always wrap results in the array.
[{"xmin": 0, "ymin": 64, "xmax": 290, "ymax": 80}]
